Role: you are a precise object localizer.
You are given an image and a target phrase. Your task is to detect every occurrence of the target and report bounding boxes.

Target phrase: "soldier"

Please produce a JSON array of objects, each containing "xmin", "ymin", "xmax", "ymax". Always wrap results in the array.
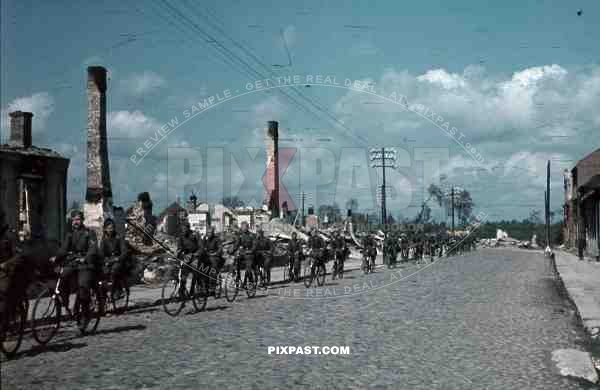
[
  {"xmin": 332, "ymin": 230, "xmax": 347, "ymax": 278},
  {"xmin": 231, "ymin": 221, "xmax": 255, "ymax": 276},
  {"xmin": 204, "ymin": 226, "xmax": 223, "ymax": 294},
  {"xmin": 287, "ymin": 232, "xmax": 303, "ymax": 282},
  {"xmin": 361, "ymin": 234, "xmax": 377, "ymax": 270},
  {"xmin": 308, "ymin": 228, "xmax": 326, "ymax": 272},
  {"xmin": 254, "ymin": 229, "xmax": 273, "ymax": 285},
  {"xmin": 383, "ymin": 232, "xmax": 398, "ymax": 268},
  {"xmin": 50, "ymin": 210, "xmax": 99, "ymax": 325},
  {"xmin": 99, "ymin": 219, "xmax": 130, "ymax": 299},
  {"xmin": 0, "ymin": 206, "xmax": 21, "ymax": 321},
  {"xmin": 175, "ymin": 221, "xmax": 202, "ymax": 293}
]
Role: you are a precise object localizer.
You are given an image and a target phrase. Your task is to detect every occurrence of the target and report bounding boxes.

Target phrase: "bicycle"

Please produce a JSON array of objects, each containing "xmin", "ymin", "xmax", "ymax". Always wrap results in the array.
[
  {"xmin": 255, "ymin": 250, "xmax": 271, "ymax": 289},
  {"xmin": 331, "ymin": 250, "xmax": 345, "ymax": 280},
  {"xmin": 160, "ymin": 256, "xmax": 207, "ymax": 317},
  {"xmin": 224, "ymin": 250, "xmax": 257, "ymax": 301},
  {"xmin": 361, "ymin": 250, "xmax": 376, "ymax": 274},
  {"xmin": 32, "ymin": 258, "xmax": 103, "ymax": 345},
  {"xmin": 0, "ymin": 292, "xmax": 28, "ymax": 359},
  {"xmin": 303, "ymin": 250, "xmax": 326, "ymax": 288},
  {"xmin": 284, "ymin": 251, "xmax": 302, "ymax": 283},
  {"xmin": 99, "ymin": 257, "xmax": 131, "ymax": 314}
]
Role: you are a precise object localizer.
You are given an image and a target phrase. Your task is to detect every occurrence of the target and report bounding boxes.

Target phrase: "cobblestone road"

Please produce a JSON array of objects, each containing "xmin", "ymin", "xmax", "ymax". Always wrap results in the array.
[{"xmin": 2, "ymin": 249, "xmax": 596, "ymax": 389}]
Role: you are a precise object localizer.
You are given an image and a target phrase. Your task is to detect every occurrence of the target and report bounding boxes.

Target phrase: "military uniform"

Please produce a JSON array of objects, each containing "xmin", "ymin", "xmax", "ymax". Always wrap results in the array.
[
  {"xmin": 287, "ymin": 237, "xmax": 302, "ymax": 280},
  {"xmin": 254, "ymin": 232, "xmax": 273, "ymax": 283},
  {"xmin": 55, "ymin": 225, "xmax": 99, "ymax": 309},
  {"xmin": 308, "ymin": 233, "xmax": 326, "ymax": 264},
  {"xmin": 176, "ymin": 228, "xmax": 202, "ymax": 284},
  {"xmin": 100, "ymin": 231, "xmax": 130, "ymax": 283},
  {"xmin": 0, "ymin": 223, "xmax": 21, "ymax": 318},
  {"xmin": 203, "ymin": 230, "xmax": 223, "ymax": 291},
  {"xmin": 233, "ymin": 229, "xmax": 256, "ymax": 273}
]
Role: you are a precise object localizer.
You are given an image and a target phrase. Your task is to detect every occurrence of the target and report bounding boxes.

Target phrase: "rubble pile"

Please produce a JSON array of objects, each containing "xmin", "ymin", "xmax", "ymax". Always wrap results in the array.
[{"xmin": 478, "ymin": 230, "xmax": 542, "ymax": 249}]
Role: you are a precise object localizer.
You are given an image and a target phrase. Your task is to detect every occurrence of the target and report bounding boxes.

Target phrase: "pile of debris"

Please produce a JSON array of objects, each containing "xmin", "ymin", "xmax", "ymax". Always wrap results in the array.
[{"xmin": 479, "ymin": 230, "xmax": 541, "ymax": 249}]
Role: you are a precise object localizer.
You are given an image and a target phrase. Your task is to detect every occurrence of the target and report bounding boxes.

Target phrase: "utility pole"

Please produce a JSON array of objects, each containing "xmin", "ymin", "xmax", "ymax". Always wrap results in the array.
[
  {"xmin": 451, "ymin": 186, "xmax": 455, "ymax": 236},
  {"xmin": 370, "ymin": 147, "xmax": 397, "ymax": 225},
  {"xmin": 546, "ymin": 160, "xmax": 551, "ymax": 249}
]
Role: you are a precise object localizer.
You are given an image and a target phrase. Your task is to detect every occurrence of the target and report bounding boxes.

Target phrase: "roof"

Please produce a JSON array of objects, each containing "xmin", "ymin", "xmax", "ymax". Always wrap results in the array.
[
  {"xmin": 575, "ymin": 148, "xmax": 600, "ymax": 190},
  {"xmin": 158, "ymin": 202, "xmax": 187, "ymax": 219},
  {"xmin": 0, "ymin": 144, "xmax": 68, "ymax": 160}
]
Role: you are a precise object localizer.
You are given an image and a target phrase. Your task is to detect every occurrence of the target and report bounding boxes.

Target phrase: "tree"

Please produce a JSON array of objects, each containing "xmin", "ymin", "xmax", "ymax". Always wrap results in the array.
[
  {"xmin": 345, "ymin": 198, "xmax": 359, "ymax": 212},
  {"xmin": 455, "ymin": 190, "xmax": 474, "ymax": 226},
  {"xmin": 222, "ymin": 196, "xmax": 245, "ymax": 208},
  {"xmin": 427, "ymin": 184, "xmax": 445, "ymax": 207},
  {"xmin": 527, "ymin": 209, "xmax": 543, "ymax": 225}
]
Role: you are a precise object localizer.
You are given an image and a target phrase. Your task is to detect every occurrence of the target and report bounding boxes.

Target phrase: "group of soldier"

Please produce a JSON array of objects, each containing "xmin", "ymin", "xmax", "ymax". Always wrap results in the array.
[
  {"xmin": 1, "ymin": 205, "xmax": 480, "ymax": 329},
  {"xmin": 382, "ymin": 231, "xmax": 478, "ymax": 265}
]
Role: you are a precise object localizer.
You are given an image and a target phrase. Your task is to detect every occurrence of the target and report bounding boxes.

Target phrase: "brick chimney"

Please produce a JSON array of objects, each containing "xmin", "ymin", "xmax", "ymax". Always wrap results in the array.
[
  {"xmin": 9, "ymin": 111, "xmax": 33, "ymax": 148},
  {"xmin": 84, "ymin": 66, "xmax": 113, "ymax": 239},
  {"xmin": 263, "ymin": 120, "xmax": 279, "ymax": 218}
]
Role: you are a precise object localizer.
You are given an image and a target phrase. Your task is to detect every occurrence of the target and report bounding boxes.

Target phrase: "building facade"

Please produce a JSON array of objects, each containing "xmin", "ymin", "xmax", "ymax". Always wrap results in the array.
[
  {"xmin": 565, "ymin": 149, "xmax": 600, "ymax": 259},
  {"xmin": 0, "ymin": 111, "xmax": 69, "ymax": 244}
]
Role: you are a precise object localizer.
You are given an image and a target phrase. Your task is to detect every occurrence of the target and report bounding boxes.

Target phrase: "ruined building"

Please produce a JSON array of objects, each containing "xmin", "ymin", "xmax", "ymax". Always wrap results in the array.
[
  {"xmin": 84, "ymin": 66, "xmax": 113, "ymax": 240},
  {"xmin": 263, "ymin": 120, "xmax": 280, "ymax": 219},
  {"xmin": 0, "ymin": 111, "xmax": 69, "ymax": 244}
]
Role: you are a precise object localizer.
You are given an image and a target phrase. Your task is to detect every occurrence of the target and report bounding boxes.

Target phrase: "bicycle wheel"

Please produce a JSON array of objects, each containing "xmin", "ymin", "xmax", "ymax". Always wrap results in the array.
[
  {"xmin": 78, "ymin": 288, "xmax": 102, "ymax": 335},
  {"xmin": 111, "ymin": 281, "xmax": 130, "ymax": 314},
  {"xmin": 282, "ymin": 265, "xmax": 289, "ymax": 283},
  {"xmin": 191, "ymin": 277, "xmax": 208, "ymax": 312},
  {"xmin": 303, "ymin": 261, "xmax": 313, "ymax": 288},
  {"xmin": 316, "ymin": 265, "xmax": 326, "ymax": 287},
  {"xmin": 214, "ymin": 274, "xmax": 222, "ymax": 299},
  {"xmin": 32, "ymin": 288, "xmax": 61, "ymax": 345},
  {"xmin": 161, "ymin": 278, "xmax": 186, "ymax": 317},
  {"xmin": 259, "ymin": 268, "xmax": 268, "ymax": 290},
  {"xmin": 0, "ymin": 299, "xmax": 27, "ymax": 358},
  {"xmin": 245, "ymin": 271, "xmax": 257, "ymax": 298},
  {"xmin": 224, "ymin": 271, "xmax": 239, "ymax": 303}
]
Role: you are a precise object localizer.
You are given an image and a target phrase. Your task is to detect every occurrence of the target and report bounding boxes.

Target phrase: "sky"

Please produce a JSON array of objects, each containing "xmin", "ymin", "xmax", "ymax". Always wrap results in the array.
[{"xmin": 1, "ymin": 0, "xmax": 599, "ymax": 223}]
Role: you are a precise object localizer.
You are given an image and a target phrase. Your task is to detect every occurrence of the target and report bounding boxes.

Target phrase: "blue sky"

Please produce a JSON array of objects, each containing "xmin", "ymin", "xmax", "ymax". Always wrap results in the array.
[{"xmin": 2, "ymin": 0, "xmax": 599, "ymax": 222}]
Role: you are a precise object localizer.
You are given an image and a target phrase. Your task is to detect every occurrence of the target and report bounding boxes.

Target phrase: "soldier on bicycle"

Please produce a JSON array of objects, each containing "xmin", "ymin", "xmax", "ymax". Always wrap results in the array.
[
  {"xmin": 307, "ymin": 228, "xmax": 326, "ymax": 272},
  {"xmin": 254, "ymin": 229, "xmax": 273, "ymax": 285},
  {"xmin": 99, "ymin": 219, "xmax": 130, "ymax": 299},
  {"xmin": 0, "ymin": 207, "xmax": 21, "ymax": 323},
  {"xmin": 203, "ymin": 226, "xmax": 223, "ymax": 295},
  {"xmin": 331, "ymin": 230, "xmax": 346, "ymax": 277},
  {"xmin": 362, "ymin": 234, "xmax": 377, "ymax": 269},
  {"xmin": 287, "ymin": 232, "xmax": 303, "ymax": 282},
  {"xmin": 175, "ymin": 221, "xmax": 202, "ymax": 295},
  {"xmin": 231, "ymin": 221, "xmax": 255, "ymax": 276},
  {"xmin": 50, "ymin": 210, "xmax": 99, "ymax": 325}
]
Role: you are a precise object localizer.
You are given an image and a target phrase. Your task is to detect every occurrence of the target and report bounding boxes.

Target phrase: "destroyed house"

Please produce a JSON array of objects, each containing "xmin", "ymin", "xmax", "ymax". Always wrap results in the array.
[{"xmin": 0, "ymin": 111, "xmax": 69, "ymax": 244}]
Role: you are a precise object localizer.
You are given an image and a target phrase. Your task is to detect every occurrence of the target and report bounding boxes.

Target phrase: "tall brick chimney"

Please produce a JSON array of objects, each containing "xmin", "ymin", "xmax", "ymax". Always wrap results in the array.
[
  {"xmin": 84, "ymin": 66, "xmax": 113, "ymax": 239},
  {"xmin": 264, "ymin": 120, "xmax": 279, "ymax": 219},
  {"xmin": 9, "ymin": 111, "xmax": 33, "ymax": 148}
]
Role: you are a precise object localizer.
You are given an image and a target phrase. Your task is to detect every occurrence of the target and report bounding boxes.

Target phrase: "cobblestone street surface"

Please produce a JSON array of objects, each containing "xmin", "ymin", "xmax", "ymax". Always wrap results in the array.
[{"xmin": 1, "ymin": 248, "xmax": 595, "ymax": 389}]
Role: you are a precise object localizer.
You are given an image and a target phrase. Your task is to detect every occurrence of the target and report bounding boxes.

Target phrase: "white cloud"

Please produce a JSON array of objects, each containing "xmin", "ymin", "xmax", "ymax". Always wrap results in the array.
[
  {"xmin": 122, "ymin": 71, "xmax": 166, "ymax": 96},
  {"xmin": 108, "ymin": 110, "xmax": 162, "ymax": 138},
  {"xmin": 1, "ymin": 92, "xmax": 55, "ymax": 135}
]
